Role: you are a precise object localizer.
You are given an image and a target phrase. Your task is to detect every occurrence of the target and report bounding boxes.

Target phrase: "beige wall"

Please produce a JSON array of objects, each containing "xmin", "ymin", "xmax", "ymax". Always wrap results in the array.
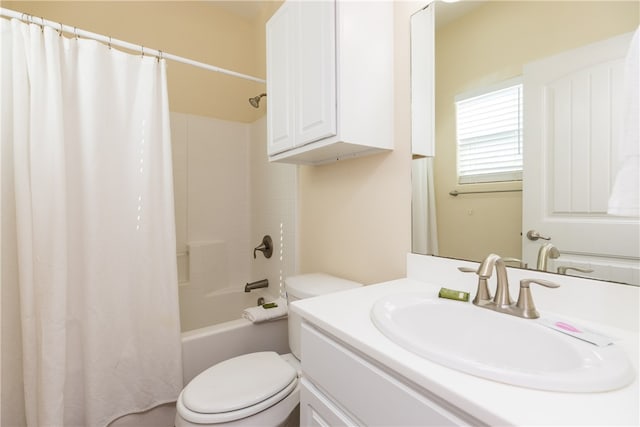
[
  {"xmin": 434, "ymin": 0, "xmax": 639, "ymax": 263},
  {"xmin": 2, "ymin": 0, "xmax": 274, "ymax": 123},
  {"xmin": 298, "ymin": 1, "xmax": 414, "ymax": 285}
]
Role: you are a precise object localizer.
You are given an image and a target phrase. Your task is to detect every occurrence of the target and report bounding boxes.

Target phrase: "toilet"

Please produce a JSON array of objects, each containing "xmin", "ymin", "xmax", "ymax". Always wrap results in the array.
[{"xmin": 175, "ymin": 273, "xmax": 362, "ymax": 427}]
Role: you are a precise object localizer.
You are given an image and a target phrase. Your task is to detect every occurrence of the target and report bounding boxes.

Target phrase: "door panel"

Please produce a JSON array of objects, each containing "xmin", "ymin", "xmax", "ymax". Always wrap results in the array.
[{"xmin": 523, "ymin": 32, "xmax": 639, "ymax": 284}]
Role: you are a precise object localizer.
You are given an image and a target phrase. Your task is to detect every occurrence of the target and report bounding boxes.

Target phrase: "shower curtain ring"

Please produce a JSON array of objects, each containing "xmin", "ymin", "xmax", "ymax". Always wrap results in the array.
[
  {"xmin": 141, "ymin": 46, "xmax": 145, "ymax": 58},
  {"xmin": 108, "ymin": 37, "xmax": 112, "ymax": 50},
  {"xmin": 59, "ymin": 22, "xmax": 63, "ymax": 37},
  {"xmin": 37, "ymin": 17, "xmax": 44, "ymax": 33}
]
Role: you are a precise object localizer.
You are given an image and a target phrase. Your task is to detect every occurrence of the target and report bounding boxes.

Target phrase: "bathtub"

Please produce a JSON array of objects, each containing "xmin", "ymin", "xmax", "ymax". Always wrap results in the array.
[
  {"xmin": 179, "ymin": 287, "xmax": 278, "ymax": 332},
  {"xmin": 181, "ymin": 313, "xmax": 290, "ymax": 384},
  {"xmin": 109, "ymin": 289, "xmax": 289, "ymax": 427},
  {"xmin": 179, "ymin": 287, "xmax": 290, "ymax": 381}
]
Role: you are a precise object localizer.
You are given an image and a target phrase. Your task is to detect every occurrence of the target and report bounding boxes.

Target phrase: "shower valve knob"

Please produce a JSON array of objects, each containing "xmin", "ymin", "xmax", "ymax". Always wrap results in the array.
[{"xmin": 253, "ymin": 235, "xmax": 273, "ymax": 259}]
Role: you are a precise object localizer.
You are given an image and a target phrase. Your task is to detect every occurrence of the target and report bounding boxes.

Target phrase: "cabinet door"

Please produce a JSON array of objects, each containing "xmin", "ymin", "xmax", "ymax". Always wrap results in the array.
[
  {"xmin": 302, "ymin": 323, "xmax": 474, "ymax": 426},
  {"xmin": 266, "ymin": 1, "xmax": 296, "ymax": 155},
  {"xmin": 294, "ymin": 0, "xmax": 337, "ymax": 147},
  {"xmin": 300, "ymin": 378, "xmax": 358, "ymax": 427}
]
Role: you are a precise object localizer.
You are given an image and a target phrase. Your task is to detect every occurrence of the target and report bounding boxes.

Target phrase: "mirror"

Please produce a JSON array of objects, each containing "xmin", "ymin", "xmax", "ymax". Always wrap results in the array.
[{"xmin": 411, "ymin": 0, "xmax": 640, "ymax": 285}]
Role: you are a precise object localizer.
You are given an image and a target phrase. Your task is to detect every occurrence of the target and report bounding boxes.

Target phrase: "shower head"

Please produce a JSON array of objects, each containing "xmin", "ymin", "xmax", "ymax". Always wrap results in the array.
[{"xmin": 249, "ymin": 93, "xmax": 267, "ymax": 108}]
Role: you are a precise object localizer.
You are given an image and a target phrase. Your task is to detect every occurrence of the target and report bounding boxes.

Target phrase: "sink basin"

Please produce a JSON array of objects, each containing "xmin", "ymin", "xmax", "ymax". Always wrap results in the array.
[{"xmin": 371, "ymin": 293, "xmax": 635, "ymax": 392}]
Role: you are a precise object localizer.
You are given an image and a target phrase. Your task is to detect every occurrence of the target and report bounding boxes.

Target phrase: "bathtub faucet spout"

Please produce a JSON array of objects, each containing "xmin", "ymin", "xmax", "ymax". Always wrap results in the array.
[{"xmin": 245, "ymin": 279, "xmax": 269, "ymax": 293}]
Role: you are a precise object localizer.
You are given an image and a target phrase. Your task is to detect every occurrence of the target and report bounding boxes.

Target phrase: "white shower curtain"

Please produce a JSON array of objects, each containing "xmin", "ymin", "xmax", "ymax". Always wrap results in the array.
[
  {"xmin": 1, "ymin": 18, "xmax": 183, "ymax": 426},
  {"xmin": 411, "ymin": 157, "xmax": 439, "ymax": 255}
]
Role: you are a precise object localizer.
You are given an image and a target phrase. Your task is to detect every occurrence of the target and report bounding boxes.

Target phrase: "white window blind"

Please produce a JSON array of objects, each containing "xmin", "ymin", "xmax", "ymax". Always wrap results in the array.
[{"xmin": 456, "ymin": 80, "xmax": 523, "ymax": 184}]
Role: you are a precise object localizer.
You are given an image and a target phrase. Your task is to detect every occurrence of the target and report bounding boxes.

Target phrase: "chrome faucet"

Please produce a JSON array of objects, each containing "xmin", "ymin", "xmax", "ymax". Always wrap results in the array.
[
  {"xmin": 458, "ymin": 253, "xmax": 511, "ymax": 308},
  {"xmin": 459, "ymin": 253, "xmax": 560, "ymax": 319},
  {"xmin": 476, "ymin": 253, "xmax": 513, "ymax": 309},
  {"xmin": 536, "ymin": 242, "xmax": 560, "ymax": 271}
]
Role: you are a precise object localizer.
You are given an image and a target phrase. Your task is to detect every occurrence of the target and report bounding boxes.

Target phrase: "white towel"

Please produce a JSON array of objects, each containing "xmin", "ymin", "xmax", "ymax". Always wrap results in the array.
[{"xmin": 242, "ymin": 298, "xmax": 288, "ymax": 323}]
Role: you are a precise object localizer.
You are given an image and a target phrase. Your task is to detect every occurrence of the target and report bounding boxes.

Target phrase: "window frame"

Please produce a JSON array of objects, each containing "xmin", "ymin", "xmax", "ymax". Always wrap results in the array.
[{"xmin": 454, "ymin": 77, "xmax": 524, "ymax": 185}]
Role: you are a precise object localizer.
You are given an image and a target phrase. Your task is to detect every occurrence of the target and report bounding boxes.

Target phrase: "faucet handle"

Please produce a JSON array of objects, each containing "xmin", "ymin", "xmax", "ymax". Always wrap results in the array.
[
  {"xmin": 253, "ymin": 235, "xmax": 273, "ymax": 259},
  {"xmin": 515, "ymin": 278, "xmax": 560, "ymax": 319},
  {"xmin": 557, "ymin": 266, "xmax": 594, "ymax": 275},
  {"xmin": 458, "ymin": 266, "xmax": 492, "ymax": 305},
  {"xmin": 502, "ymin": 257, "xmax": 528, "ymax": 269}
]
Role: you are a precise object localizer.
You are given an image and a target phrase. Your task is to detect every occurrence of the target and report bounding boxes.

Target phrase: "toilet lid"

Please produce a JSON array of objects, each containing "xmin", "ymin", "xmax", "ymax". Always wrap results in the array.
[{"xmin": 181, "ymin": 351, "xmax": 297, "ymax": 415}]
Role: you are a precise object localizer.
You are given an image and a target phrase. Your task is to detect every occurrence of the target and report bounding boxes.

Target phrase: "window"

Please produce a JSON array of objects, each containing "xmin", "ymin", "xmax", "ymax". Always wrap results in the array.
[{"xmin": 455, "ymin": 79, "xmax": 523, "ymax": 184}]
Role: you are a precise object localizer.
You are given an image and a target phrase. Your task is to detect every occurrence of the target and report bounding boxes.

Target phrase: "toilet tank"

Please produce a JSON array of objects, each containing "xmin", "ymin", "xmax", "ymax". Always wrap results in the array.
[{"xmin": 285, "ymin": 273, "xmax": 362, "ymax": 359}]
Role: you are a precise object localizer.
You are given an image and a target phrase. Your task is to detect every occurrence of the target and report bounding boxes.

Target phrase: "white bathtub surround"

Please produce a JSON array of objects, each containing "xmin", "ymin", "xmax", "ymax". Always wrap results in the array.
[
  {"xmin": 249, "ymin": 116, "xmax": 298, "ymax": 299},
  {"xmin": 2, "ymin": 19, "xmax": 182, "ymax": 426},
  {"xmin": 291, "ymin": 254, "xmax": 639, "ymax": 426},
  {"xmin": 171, "ymin": 114, "xmax": 298, "ymax": 331},
  {"xmin": 171, "ymin": 113, "xmax": 251, "ymax": 294},
  {"xmin": 180, "ymin": 287, "xmax": 275, "ymax": 333},
  {"xmin": 188, "ymin": 241, "xmax": 229, "ymax": 292}
]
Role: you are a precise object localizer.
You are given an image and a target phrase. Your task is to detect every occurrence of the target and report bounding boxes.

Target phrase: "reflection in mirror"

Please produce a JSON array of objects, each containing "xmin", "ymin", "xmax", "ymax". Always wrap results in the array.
[{"xmin": 411, "ymin": 1, "xmax": 640, "ymax": 285}]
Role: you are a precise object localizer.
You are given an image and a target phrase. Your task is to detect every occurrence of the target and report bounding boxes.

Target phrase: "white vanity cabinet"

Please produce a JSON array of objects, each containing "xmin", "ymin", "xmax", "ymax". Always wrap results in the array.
[
  {"xmin": 266, "ymin": 0, "xmax": 393, "ymax": 165},
  {"xmin": 300, "ymin": 322, "xmax": 480, "ymax": 426}
]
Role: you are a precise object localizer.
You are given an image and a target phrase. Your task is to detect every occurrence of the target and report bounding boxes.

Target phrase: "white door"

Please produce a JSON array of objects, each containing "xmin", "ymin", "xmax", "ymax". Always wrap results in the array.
[{"xmin": 522, "ymin": 32, "xmax": 639, "ymax": 285}]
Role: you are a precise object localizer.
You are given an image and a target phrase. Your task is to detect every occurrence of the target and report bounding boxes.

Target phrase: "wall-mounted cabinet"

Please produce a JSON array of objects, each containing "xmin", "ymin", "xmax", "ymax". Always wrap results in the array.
[
  {"xmin": 266, "ymin": 0, "xmax": 394, "ymax": 165},
  {"xmin": 410, "ymin": 3, "xmax": 435, "ymax": 157}
]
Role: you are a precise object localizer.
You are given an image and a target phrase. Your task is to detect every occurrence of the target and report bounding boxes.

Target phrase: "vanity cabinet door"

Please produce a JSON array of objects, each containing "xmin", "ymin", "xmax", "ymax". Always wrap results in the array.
[
  {"xmin": 300, "ymin": 378, "xmax": 359, "ymax": 427},
  {"xmin": 301, "ymin": 322, "xmax": 475, "ymax": 426}
]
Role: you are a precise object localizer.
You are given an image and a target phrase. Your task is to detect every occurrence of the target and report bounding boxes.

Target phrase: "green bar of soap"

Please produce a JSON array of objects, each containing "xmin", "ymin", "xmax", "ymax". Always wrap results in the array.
[
  {"xmin": 438, "ymin": 287, "xmax": 469, "ymax": 302},
  {"xmin": 262, "ymin": 302, "xmax": 278, "ymax": 309}
]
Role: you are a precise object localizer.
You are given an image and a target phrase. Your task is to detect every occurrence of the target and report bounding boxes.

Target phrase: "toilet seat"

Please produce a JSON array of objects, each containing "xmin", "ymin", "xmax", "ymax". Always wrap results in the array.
[{"xmin": 177, "ymin": 352, "xmax": 298, "ymax": 424}]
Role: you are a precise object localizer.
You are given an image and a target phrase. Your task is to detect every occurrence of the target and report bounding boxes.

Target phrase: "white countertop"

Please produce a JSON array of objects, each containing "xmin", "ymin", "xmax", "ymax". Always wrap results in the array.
[{"xmin": 291, "ymin": 278, "xmax": 640, "ymax": 426}]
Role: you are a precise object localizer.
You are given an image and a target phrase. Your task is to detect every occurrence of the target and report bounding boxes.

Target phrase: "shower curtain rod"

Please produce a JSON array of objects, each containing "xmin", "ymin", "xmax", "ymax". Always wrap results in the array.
[{"xmin": 0, "ymin": 7, "xmax": 266, "ymax": 84}]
